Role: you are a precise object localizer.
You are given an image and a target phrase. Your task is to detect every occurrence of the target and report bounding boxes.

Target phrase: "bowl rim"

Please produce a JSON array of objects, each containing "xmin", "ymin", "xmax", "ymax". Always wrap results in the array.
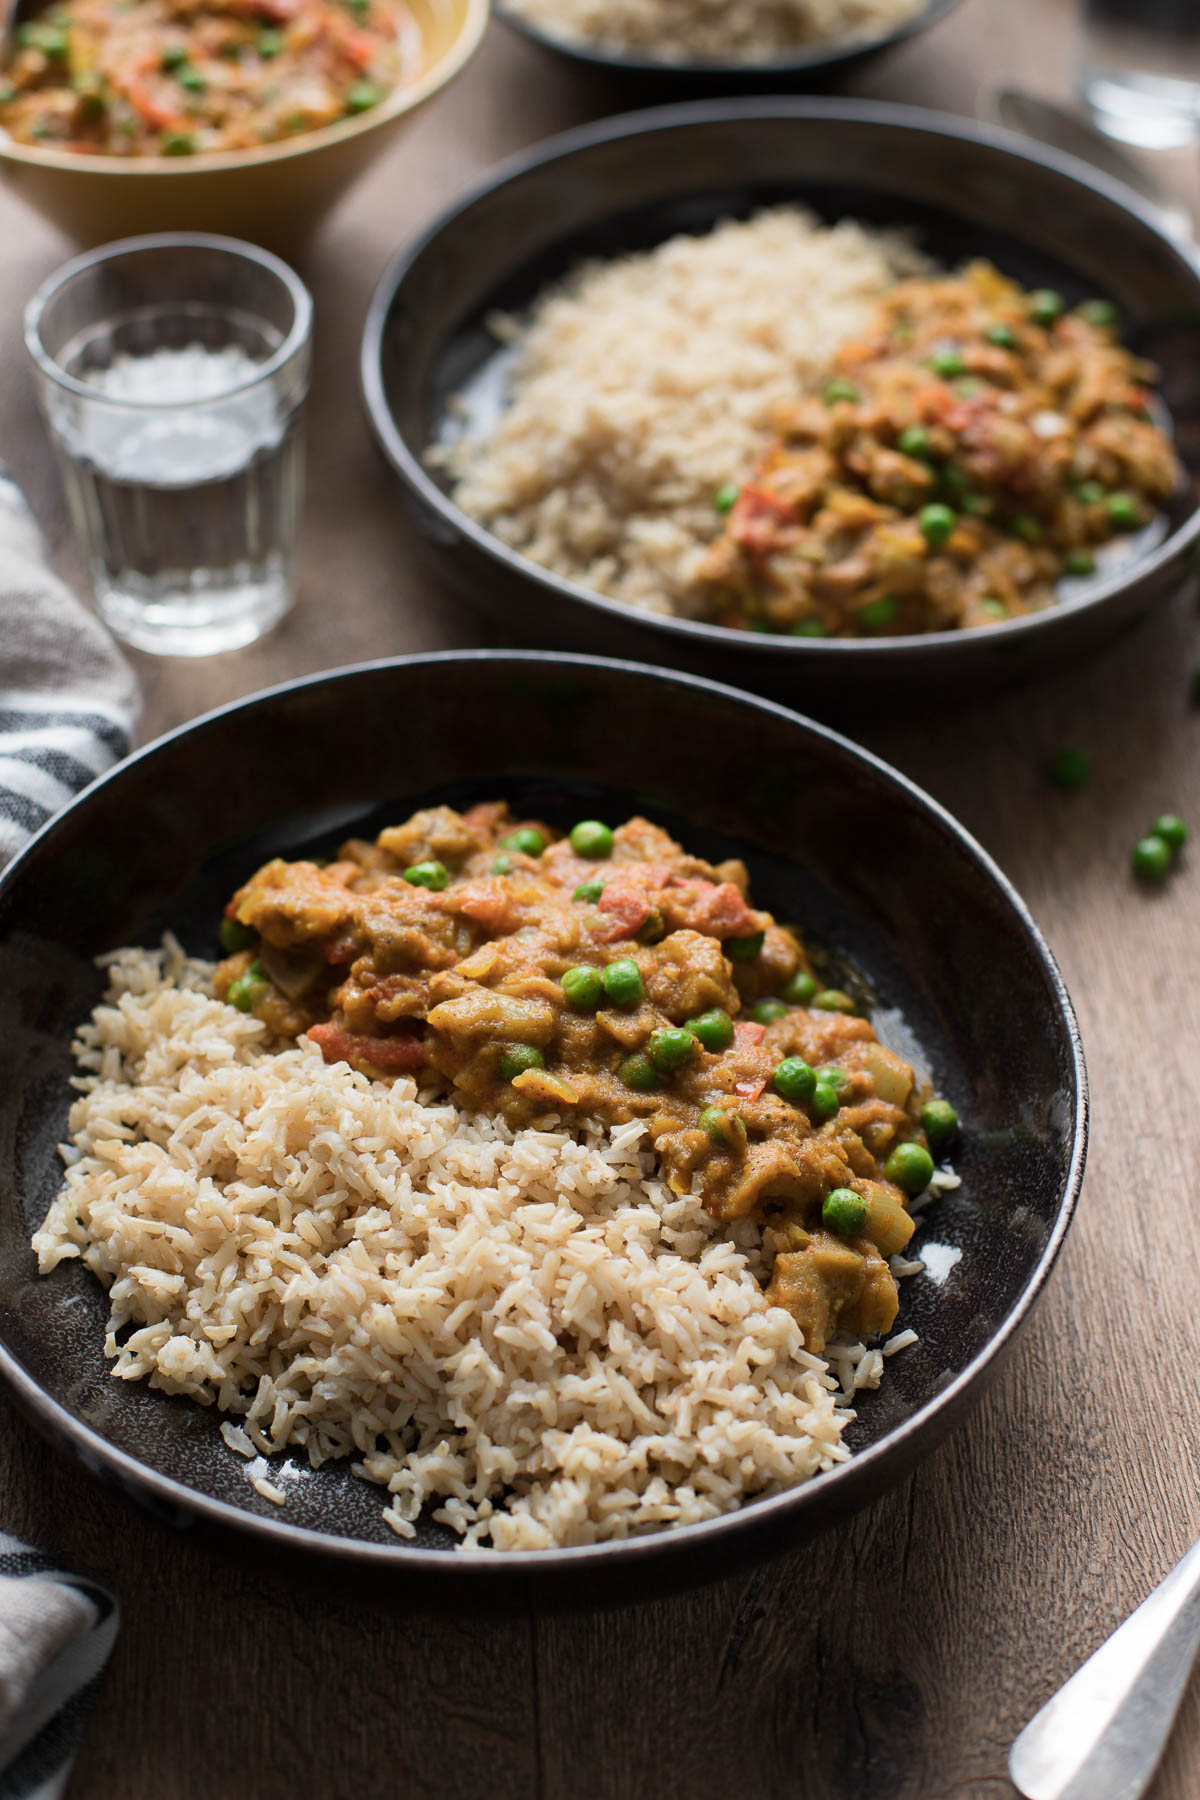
[
  {"xmin": 0, "ymin": 0, "xmax": 488, "ymax": 176},
  {"xmin": 492, "ymin": 0, "xmax": 960, "ymax": 78},
  {"xmin": 0, "ymin": 648, "xmax": 1089, "ymax": 1575},
  {"xmin": 360, "ymin": 94, "xmax": 1200, "ymax": 665}
]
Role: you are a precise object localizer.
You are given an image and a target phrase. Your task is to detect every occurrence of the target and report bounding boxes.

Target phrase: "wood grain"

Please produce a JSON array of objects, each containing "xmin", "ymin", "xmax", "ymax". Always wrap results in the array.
[{"xmin": 3, "ymin": 0, "xmax": 1200, "ymax": 1794}]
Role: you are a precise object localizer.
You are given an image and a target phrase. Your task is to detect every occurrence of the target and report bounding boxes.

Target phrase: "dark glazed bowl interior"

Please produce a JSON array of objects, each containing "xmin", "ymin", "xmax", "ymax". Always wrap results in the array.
[
  {"xmin": 0, "ymin": 654, "xmax": 1085, "ymax": 1601},
  {"xmin": 493, "ymin": 0, "xmax": 961, "ymax": 93},
  {"xmin": 361, "ymin": 100, "xmax": 1200, "ymax": 707}
]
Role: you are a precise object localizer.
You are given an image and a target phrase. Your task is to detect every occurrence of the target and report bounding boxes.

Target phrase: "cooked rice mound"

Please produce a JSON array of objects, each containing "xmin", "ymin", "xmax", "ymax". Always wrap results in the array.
[
  {"xmin": 439, "ymin": 208, "xmax": 930, "ymax": 617},
  {"xmin": 504, "ymin": 0, "xmax": 925, "ymax": 62},
  {"xmin": 35, "ymin": 943, "xmax": 875, "ymax": 1552}
]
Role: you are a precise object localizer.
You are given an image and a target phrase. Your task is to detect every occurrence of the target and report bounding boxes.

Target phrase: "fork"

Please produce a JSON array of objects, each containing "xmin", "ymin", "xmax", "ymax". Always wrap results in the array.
[{"xmin": 1009, "ymin": 1537, "xmax": 1200, "ymax": 1800}]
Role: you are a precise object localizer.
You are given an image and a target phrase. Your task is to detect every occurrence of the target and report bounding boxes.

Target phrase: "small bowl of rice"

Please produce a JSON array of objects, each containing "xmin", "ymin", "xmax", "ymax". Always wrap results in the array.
[{"xmin": 493, "ymin": 0, "xmax": 961, "ymax": 91}]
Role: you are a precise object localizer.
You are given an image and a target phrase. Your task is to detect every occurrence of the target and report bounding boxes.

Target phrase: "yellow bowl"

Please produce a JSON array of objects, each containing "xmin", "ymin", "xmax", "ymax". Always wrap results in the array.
[{"xmin": 0, "ymin": 0, "xmax": 488, "ymax": 250}]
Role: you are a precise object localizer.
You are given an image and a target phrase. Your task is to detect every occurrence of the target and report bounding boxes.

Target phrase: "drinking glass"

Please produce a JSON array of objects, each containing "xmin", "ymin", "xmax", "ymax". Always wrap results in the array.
[
  {"xmin": 1080, "ymin": 0, "xmax": 1200, "ymax": 150},
  {"xmin": 24, "ymin": 234, "xmax": 312, "ymax": 658}
]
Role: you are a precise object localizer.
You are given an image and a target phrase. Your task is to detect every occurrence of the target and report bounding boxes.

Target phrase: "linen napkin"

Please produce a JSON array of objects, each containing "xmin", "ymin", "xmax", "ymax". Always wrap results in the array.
[
  {"xmin": 0, "ymin": 469, "xmax": 132, "ymax": 1788},
  {"xmin": 0, "ymin": 1538, "xmax": 119, "ymax": 1800},
  {"xmin": 0, "ymin": 466, "xmax": 138, "ymax": 870}
]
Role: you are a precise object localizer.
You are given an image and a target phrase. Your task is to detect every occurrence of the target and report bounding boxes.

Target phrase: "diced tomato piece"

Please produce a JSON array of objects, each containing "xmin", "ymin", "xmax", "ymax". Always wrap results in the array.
[
  {"xmin": 733, "ymin": 1021, "xmax": 766, "ymax": 1048},
  {"xmin": 734, "ymin": 1076, "xmax": 768, "ymax": 1101},
  {"xmin": 453, "ymin": 882, "xmax": 521, "ymax": 933},
  {"xmin": 305, "ymin": 1024, "xmax": 425, "ymax": 1072},
  {"xmin": 595, "ymin": 884, "xmax": 654, "ymax": 941}
]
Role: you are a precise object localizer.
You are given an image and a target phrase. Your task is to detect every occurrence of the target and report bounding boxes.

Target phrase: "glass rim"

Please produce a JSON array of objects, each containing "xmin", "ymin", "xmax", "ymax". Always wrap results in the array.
[{"xmin": 23, "ymin": 231, "xmax": 313, "ymax": 410}]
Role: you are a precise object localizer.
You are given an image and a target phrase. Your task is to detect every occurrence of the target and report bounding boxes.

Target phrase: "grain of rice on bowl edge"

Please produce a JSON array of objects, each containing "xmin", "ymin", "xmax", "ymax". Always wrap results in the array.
[
  {"xmin": 502, "ymin": 0, "xmax": 927, "ymax": 63},
  {"xmin": 34, "ymin": 940, "xmax": 951, "ymax": 1552},
  {"xmin": 434, "ymin": 208, "xmax": 930, "ymax": 618}
]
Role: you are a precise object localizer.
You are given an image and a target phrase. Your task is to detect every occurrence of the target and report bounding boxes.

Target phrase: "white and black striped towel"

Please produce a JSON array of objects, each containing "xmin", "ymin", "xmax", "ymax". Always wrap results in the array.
[
  {"xmin": 0, "ymin": 1538, "xmax": 118, "ymax": 1800},
  {"xmin": 0, "ymin": 468, "xmax": 137, "ymax": 871},
  {"xmin": 0, "ymin": 471, "xmax": 131, "ymax": 1787}
]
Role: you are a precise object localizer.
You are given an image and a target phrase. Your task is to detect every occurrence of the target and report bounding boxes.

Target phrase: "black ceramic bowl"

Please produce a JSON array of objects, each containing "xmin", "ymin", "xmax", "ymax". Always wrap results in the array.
[
  {"xmin": 0, "ymin": 654, "xmax": 1085, "ymax": 1603},
  {"xmin": 493, "ymin": 0, "xmax": 961, "ymax": 95},
  {"xmin": 361, "ymin": 99, "xmax": 1200, "ymax": 708}
]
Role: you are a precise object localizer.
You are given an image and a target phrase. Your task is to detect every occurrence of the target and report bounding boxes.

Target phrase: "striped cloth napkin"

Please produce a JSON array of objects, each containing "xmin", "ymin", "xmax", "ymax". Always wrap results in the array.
[
  {"xmin": 0, "ymin": 467, "xmax": 137, "ymax": 870},
  {"xmin": 0, "ymin": 1539, "xmax": 119, "ymax": 1800},
  {"xmin": 0, "ymin": 469, "xmax": 133, "ymax": 1788}
]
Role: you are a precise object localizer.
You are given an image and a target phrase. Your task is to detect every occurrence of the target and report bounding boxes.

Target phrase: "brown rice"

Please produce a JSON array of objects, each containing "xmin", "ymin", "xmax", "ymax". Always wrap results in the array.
[
  {"xmin": 503, "ymin": 0, "xmax": 926, "ymax": 63},
  {"xmin": 436, "ymin": 207, "xmax": 930, "ymax": 618},
  {"xmin": 34, "ymin": 939, "xmax": 918, "ymax": 1551}
]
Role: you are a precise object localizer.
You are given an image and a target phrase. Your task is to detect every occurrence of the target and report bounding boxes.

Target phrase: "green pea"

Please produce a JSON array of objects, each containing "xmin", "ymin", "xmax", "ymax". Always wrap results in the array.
[
  {"xmin": 619, "ymin": 1052, "xmax": 657, "ymax": 1091},
  {"xmin": 18, "ymin": 21, "xmax": 68, "ymax": 53},
  {"xmin": 782, "ymin": 970, "xmax": 817, "ymax": 1005},
  {"xmin": 979, "ymin": 599, "xmax": 1007, "ymax": 620},
  {"xmin": 1028, "ymin": 289, "xmax": 1065, "ymax": 326},
  {"xmin": 570, "ymin": 819, "xmax": 613, "ymax": 859},
  {"xmin": 813, "ymin": 989, "xmax": 856, "ymax": 1014},
  {"xmin": 218, "ymin": 917, "xmax": 256, "ymax": 954},
  {"xmin": 685, "ymin": 1009, "xmax": 734, "ymax": 1052},
  {"xmin": 726, "ymin": 931, "xmax": 765, "ymax": 962},
  {"xmin": 500, "ymin": 1045, "xmax": 545, "ymax": 1082},
  {"xmin": 1063, "ymin": 547, "xmax": 1095, "ymax": 576},
  {"xmin": 492, "ymin": 853, "xmax": 514, "ymax": 875},
  {"xmin": 1048, "ymin": 748, "xmax": 1092, "ymax": 791},
  {"xmin": 1132, "ymin": 834, "xmax": 1172, "ymax": 881},
  {"xmin": 809, "ymin": 1079, "xmax": 841, "ymax": 1123},
  {"xmin": 647, "ymin": 1027, "xmax": 696, "ymax": 1073},
  {"xmin": 919, "ymin": 503, "xmax": 956, "ymax": 549},
  {"xmin": 1010, "ymin": 514, "xmax": 1043, "ymax": 543},
  {"xmin": 573, "ymin": 880, "xmax": 605, "ymax": 903},
  {"xmin": 824, "ymin": 377, "xmax": 859, "ymax": 404},
  {"xmin": 920, "ymin": 1099, "xmax": 959, "ymax": 1149},
  {"xmin": 986, "ymin": 322, "xmax": 1017, "ymax": 348},
  {"xmin": 501, "ymin": 827, "xmax": 545, "ymax": 857},
  {"xmin": 714, "ymin": 483, "xmax": 739, "ymax": 514},
  {"xmin": 160, "ymin": 42, "xmax": 188, "ymax": 68},
  {"xmin": 160, "ymin": 133, "xmax": 195, "ymax": 154},
  {"xmin": 602, "ymin": 958, "xmax": 644, "ymax": 1006},
  {"xmin": 773, "ymin": 1057, "xmax": 816, "ymax": 1104},
  {"xmin": 257, "ymin": 26, "xmax": 283, "ymax": 54},
  {"xmin": 750, "ymin": 999, "xmax": 788, "ymax": 1025},
  {"xmin": 885, "ymin": 1141, "xmax": 935, "ymax": 1194},
  {"xmin": 345, "ymin": 80, "xmax": 384, "ymax": 113},
  {"xmin": 561, "ymin": 966, "xmax": 604, "ymax": 1010},
  {"xmin": 816, "ymin": 1065, "xmax": 850, "ymax": 1096},
  {"xmin": 227, "ymin": 973, "xmax": 267, "ymax": 1013},
  {"xmin": 699, "ymin": 1104, "xmax": 741, "ymax": 1145},
  {"xmin": 1106, "ymin": 492, "xmax": 1140, "ymax": 531},
  {"xmin": 791, "ymin": 619, "xmax": 827, "ymax": 637},
  {"xmin": 177, "ymin": 65, "xmax": 205, "ymax": 91},
  {"xmin": 822, "ymin": 1187, "xmax": 868, "ymax": 1236},
  {"xmin": 1151, "ymin": 813, "xmax": 1187, "ymax": 853},
  {"xmin": 927, "ymin": 344, "xmax": 965, "ymax": 379},
  {"xmin": 858, "ymin": 593, "xmax": 898, "ymax": 631},
  {"xmin": 897, "ymin": 425, "xmax": 930, "ymax": 459},
  {"xmin": 1076, "ymin": 481, "xmax": 1106, "ymax": 505},
  {"xmin": 638, "ymin": 908, "xmax": 666, "ymax": 944},
  {"xmin": 1078, "ymin": 298, "xmax": 1119, "ymax": 329},
  {"xmin": 404, "ymin": 861, "xmax": 448, "ymax": 891}
]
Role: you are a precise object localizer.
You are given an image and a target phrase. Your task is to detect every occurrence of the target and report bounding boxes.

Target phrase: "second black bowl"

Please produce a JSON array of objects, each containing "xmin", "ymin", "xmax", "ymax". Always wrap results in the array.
[{"xmin": 362, "ymin": 99, "xmax": 1200, "ymax": 706}]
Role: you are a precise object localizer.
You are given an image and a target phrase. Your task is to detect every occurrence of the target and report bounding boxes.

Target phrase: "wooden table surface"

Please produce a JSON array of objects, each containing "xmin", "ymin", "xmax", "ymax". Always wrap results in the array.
[{"xmin": 3, "ymin": 1, "xmax": 1200, "ymax": 1795}]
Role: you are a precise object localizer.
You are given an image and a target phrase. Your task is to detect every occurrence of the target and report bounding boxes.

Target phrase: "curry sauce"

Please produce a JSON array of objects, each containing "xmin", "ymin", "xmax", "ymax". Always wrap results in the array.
[{"xmin": 216, "ymin": 804, "xmax": 949, "ymax": 1352}]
